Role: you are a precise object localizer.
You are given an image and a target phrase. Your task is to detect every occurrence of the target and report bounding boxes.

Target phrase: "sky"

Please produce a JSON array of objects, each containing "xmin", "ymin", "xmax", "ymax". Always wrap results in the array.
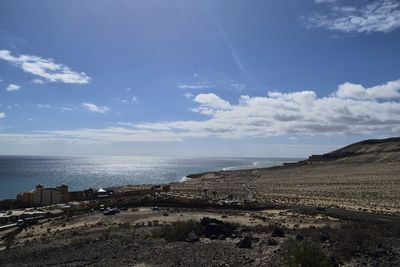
[{"xmin": 0, "ymin": 0, "xmax": 400, "ymax": 157}]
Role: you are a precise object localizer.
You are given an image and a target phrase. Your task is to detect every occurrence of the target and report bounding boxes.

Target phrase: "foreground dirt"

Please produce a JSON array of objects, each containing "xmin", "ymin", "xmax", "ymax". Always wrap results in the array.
[{"xmin": 1, "ymin": 208, "xmax": 399, "ymax": 267}]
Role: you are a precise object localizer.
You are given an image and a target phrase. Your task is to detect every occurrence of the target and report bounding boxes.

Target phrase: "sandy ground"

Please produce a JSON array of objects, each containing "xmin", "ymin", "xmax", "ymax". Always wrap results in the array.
[
  {"xmin": 173, "ymin": 161, "xmax": 400, "ymax": 215},
  {"xmin": 1, "ymin": 207, "xmax": 398, "ymax": 266},
  {"xmin": 0, "ymin": 208, "xmax": 337, "ymax": 265}
]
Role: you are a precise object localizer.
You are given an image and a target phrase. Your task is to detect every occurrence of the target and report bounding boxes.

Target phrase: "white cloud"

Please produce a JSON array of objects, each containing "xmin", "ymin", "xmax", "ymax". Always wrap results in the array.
[
  {"xmin": 136, "ymin": 78, "xmax": 400, "ymax": 138},
  {"xmin": 0, "ymin": 112, "xmax": 5, "ymax": 119},
  {"xmin": 115, "ymin": 96, "xmax": 138, "ymax": 104},
  {"xmin": 335, "ymin": 80, "xmax": 400, "ymax": 100},
  {"xmin": 37, "ymin": 104, "xmax": 52, "ymax": 109},
  {"xmin": 6, "ymin": 84, "xmax": 20, "ymax": 92},
  {"xmin": 0, "ymin": 127, "xmax": 204, "ymax": 145},
  {"xmin": 1, "ymin": 79, "xmax": 400, "ymax": 145},
  {"xmin": 314, "ymin": 0, "xmax": 335, "ymax": 3},
  {"xmin": 0, "ymin": 50, "xmax": 90, "ymax": 84},
  {"xmin": 81, "ymin": 103, "xmax": 111, "ymax": 113},
  {"xmin": 32, "ymin": 79, "xmax": 45, "ymax": 84},
  {"xmin": 194, "ymin": 93, "xmax": 231, "ymax": 110},
  {"xmin": 307, "ymin": 0, "xmax": 400, "ymax": 33},
  {"xmin": 183, "ymin": 92, "xmax": 194, "ymax": 99},
  {"xmin": 178, "ymin": 84, "xmax": 212, "ymax": 89},
  {"xmin": 61, "ymin": 106, "xmax": 73, "ymax": 112},
  {"xmin": 178, "ymin": 81, "xmax": 247, "ymax": 91}
]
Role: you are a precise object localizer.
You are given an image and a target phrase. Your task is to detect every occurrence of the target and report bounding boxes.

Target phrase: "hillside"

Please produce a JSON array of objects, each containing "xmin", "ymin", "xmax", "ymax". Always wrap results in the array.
[
  {"xmin": 175, "ymin": 137, "xmax": 400, "ymax": 215},
  {"xmin": 308, "ymin": 137, "xmax": 400, "ymax": 163}
]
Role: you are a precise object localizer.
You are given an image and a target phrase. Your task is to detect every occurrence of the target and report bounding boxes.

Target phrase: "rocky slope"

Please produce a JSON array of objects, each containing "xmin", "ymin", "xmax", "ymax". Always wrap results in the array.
[{"xmin": 307, "ymin": 137, "xmax": 400, "ymax": 163}]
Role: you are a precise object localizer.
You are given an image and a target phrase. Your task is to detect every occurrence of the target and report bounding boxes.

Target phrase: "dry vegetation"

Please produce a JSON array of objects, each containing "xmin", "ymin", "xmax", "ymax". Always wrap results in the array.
[{"xmin": 173, "ymin": 161, "xmax": 400, "ymax": 214}]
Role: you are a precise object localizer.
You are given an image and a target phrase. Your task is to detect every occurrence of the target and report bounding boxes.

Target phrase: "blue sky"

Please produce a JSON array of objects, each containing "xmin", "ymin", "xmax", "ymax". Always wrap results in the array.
[{"xmin": 0, "ymin": 0, "xmax": 400, "ymax": 157}]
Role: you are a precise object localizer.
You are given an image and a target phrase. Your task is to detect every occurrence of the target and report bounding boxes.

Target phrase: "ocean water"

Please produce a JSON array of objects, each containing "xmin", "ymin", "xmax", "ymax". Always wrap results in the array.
[{"xmin": 0, "ymin": 156, "xmax": 300, "ymax": 200}]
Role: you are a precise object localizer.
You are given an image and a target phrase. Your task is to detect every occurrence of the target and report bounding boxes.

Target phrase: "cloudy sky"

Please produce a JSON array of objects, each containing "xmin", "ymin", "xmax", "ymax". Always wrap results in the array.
[{"xmin": 0, "ymin": 0, "xmax": 400, "ymax": 157}]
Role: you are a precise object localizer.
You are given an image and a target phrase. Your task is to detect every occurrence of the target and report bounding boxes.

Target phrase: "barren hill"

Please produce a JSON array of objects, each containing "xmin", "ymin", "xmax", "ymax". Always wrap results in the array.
[
  {"xmin": 308, "ymin": 137, "xmax": 400, "ymax": 163},
  {"xmin": 175, "ymin": 137, "xmax": 400, "ymax": 215}
]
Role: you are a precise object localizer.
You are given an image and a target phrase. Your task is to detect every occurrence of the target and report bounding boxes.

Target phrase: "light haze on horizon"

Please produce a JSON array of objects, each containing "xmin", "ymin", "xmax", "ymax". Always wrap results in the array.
[{"xmin": 0, "ymin": 0, "xmax": 400, "ymax": 157}]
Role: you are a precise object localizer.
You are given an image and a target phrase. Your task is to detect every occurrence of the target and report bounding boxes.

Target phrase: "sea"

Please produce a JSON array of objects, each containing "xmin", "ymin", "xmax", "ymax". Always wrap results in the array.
[{"xmin": 0, "ymin": 156, "xmax": 300, "ymax": 200}]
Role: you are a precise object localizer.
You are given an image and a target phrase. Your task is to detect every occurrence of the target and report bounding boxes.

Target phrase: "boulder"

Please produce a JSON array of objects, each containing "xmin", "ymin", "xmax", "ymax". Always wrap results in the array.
[
  {"xmin": 271, "ymin": 227, "xmax": 285, "ymax": 238},
  {"xmin": 200, "ymin": 217, "xmax": 235, "ymax": 238},
  {"xmin": 237, "ymin": 235, "xmax": 253, "ymax": 249},
  {"xmin": 319, "ymin": 232, "xmax": 330, "ymax": 242},
  {"xmin": 267, "ymin": 238, "xmax": 278, "ymax": 246},
  {"xmin": 185, "ymin": 231, "xmax": 199, "ymax": 243}
]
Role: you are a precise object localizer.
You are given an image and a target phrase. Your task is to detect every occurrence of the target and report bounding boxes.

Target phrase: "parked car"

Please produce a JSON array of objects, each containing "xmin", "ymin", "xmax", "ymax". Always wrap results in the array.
[{"xmin": 103, "ymin": 207, "xmax": 120, "ymax": 216}]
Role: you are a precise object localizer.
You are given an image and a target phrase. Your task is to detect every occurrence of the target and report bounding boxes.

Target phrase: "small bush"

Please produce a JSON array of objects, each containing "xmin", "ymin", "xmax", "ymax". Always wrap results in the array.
[
  {"xmin": 119, "ymin": 222, "xmax": 131, "ymax": 229},
  {"xmin": 287, "ymin": 240, "xmax": 332, "ymax": 267},
  {"xmin": 152, "ymin": 220, "xmax": 204, "ymax": 242}
]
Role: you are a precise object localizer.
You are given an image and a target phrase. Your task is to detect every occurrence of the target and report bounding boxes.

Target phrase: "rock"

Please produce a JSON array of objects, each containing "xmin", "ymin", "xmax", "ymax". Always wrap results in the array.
[
  {"xmin": 271, "ymin": 227, "xmax": 285, "ymax": 238},
  {"xmin": 200, "ymin": 217, "xmax": 235, "ymax": 238},
  {"xmin": 330, "ymin": 256, "xmax": 339, "ymax": 267},
  {"xmin": 319, "ymin": 232, "xmax": 330, "ymax": 242},
  {"xmin": 185, "ymin": 231, "xmax": 199, "ymax": 243},
  {"xmin": 295, "ymin": 234, "xmax": 304, "ymax": 241},
  {"xmin": 218, "ymin": 234, "xmax": 225, "ymax": 240},
  {"xmin": 163, "ymin": 212, "xmax": 169, "ymax": 216},
  {"xmin": 267, "ymin": 238, "xmax": 278, "ymax": 246},
  {"xmin": 237, "ymin": 235, "xmax": 252, "ymax": 249}
]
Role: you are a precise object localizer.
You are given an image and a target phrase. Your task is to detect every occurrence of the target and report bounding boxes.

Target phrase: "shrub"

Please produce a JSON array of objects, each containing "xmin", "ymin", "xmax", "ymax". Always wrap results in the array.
[
  {"xmin": 151, "ymin": 220, "xmax": 204, "ymax": 242},
  {"xmin": 287, "ymin": 240, "xmax": 332, "ymax": 267}
]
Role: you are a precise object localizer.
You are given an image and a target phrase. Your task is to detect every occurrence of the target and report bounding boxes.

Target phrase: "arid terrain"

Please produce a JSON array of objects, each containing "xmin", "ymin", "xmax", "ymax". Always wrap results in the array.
[
  {"xmin": 173, "ymin": 138, "xmax": 400, "ymax": 215},
  {"xmin": 1, "ymin": 207, "xmax": 399, "ymax": 267},
  {"xmin": 1, "ymin": 138, "xmax": 400, "ymax": 266}
]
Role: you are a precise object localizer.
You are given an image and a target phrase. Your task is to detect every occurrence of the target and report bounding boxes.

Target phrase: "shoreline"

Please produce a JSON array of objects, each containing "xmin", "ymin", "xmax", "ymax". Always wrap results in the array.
[{"xmin": 0, "ymin": 156, "xmax": 297, "ymax": 201}]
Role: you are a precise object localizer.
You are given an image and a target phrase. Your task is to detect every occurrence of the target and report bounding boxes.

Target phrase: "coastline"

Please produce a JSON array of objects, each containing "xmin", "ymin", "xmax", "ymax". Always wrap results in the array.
[{"xmin": 2, "ymin": 138, "xmax": 400, "ymax": 266}]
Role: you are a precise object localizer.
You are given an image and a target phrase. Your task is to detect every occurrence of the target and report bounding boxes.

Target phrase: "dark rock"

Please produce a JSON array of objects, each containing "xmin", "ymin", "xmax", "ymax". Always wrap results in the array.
[
  {"xmin": 218, "ymin": 234, "xmax": 225, "ymax": 240},
  {"xmin": 330, "ymin": 256, "xmax": 339, "ymax": 267},
  {"xmin": 185, "ymin": 231, "xmax": 199, "ymax": 243},
  {"xmin": 237, "ymin": 235, "xmax": 252, "ymax": 249},
  {"xmin": 200, "ymin": 217, "xmax": 235, "ymax": 238},
  {"xmin": 319, "ymin": 232, "xmax": 330, "ymax": 242},
  {"xmin": 267, "ymin": 238, "xmax": 278, "ymax": 246},
  {"xmin": 271, "ymin": 227, "xmax": 285, "ymax": 238},
  {"xmin": 295, "ymin": 234, "xmax": 304, "ymax": 241}
]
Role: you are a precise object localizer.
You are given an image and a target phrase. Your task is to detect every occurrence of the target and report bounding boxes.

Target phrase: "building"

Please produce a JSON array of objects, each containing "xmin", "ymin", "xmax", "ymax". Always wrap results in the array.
[
  {"xmin": 17, "ymin": 184, "xmax": 70, "ymax": 206},
  {"xmin": 16, "ymin": 184, "xmax": 88, "ymax": 207},
  {"xmin": 32, "ymin": 184, "xmax": 65, "ymax": 206},
  {"xmin": 16, "ymin": 191, "xmax": 33, "ymax": 204}
]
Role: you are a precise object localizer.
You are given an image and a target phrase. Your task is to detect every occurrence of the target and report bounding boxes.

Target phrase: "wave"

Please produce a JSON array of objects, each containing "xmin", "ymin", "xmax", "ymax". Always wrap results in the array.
[
  {"xmin": 179, "ymin": 176, "xmax": 191, "ymax": 182},
  {"xmin": 222, "ymin": 159, "xmax": 296, "ymax": 171}
]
